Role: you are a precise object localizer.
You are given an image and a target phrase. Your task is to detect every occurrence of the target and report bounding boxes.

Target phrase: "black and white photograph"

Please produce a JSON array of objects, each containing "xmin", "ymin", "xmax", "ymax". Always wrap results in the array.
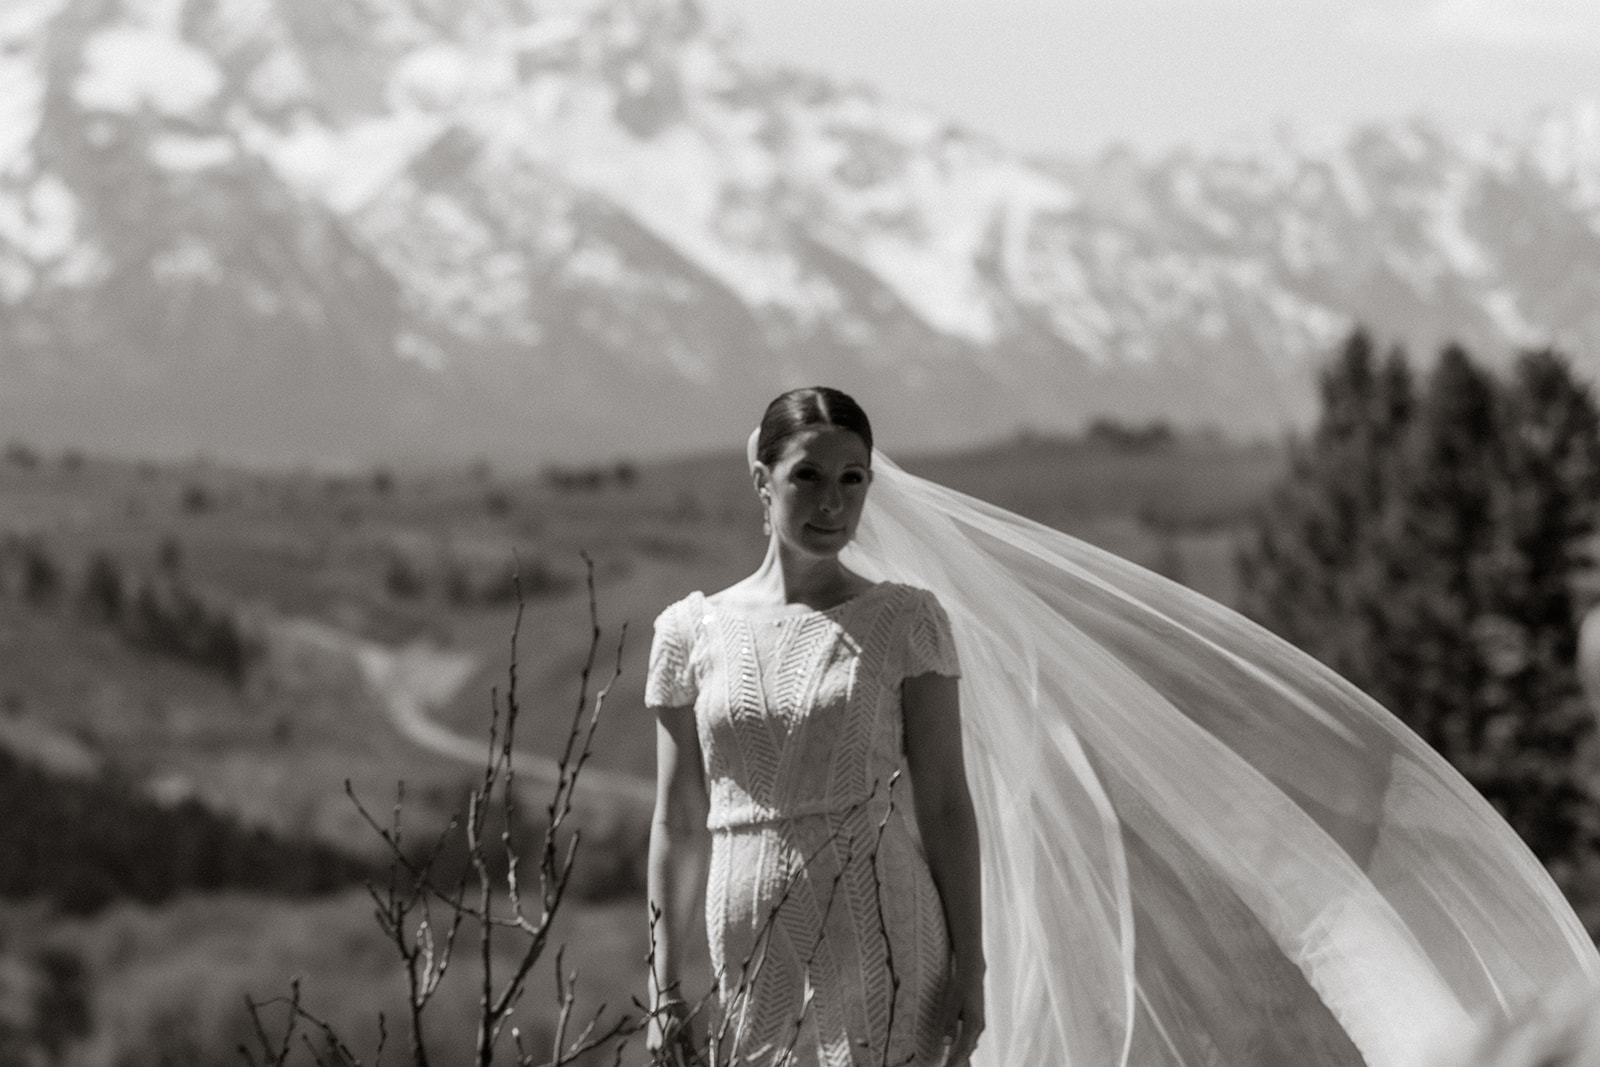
[{"xmin": 3, "ymin": 2, "xmax": 1600, "ymax": 1065}]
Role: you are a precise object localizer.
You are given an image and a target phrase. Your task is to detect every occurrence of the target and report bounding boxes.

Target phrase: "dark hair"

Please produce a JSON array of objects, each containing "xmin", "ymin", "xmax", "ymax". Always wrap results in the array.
[{"xmin": 755, "ymin": 387, "xmax": 873, "ymax": 468}]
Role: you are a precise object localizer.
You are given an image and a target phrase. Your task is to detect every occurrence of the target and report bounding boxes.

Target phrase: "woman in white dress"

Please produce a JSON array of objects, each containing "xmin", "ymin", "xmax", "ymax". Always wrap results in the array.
[
  {"xmin": 646, "ymin": 387, "xmax": 984, "ymax": 1066},
  {"xmin": 647, "ymin": 386, "xmax": 1600, "ymax": 1067}
]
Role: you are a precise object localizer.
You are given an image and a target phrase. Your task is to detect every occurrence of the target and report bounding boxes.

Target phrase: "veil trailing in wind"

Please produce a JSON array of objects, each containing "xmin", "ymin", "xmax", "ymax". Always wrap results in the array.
[{"xmin": 839, "ymin": 453, "xmax": 1600, "ymax": 1067}]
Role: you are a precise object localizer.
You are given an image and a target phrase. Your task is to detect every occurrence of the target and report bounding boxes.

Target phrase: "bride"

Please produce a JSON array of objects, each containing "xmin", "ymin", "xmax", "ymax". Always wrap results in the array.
[{"xmin": 644, "ymin": 386, "xmax": 1599, "ymax": 1067}]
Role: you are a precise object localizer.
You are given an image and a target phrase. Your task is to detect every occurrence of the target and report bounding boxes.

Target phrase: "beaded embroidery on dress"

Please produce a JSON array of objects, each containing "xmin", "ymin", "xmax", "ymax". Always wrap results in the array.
[{"xmin": 646, "ymin": 581, "xmax": 960, "ymax": 1067}]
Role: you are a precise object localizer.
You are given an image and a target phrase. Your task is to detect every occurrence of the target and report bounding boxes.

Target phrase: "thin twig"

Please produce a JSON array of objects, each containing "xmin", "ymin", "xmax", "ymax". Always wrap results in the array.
[{"xmin": 870, "ymin": 773, "xmax": 905, "ymax": 1067}]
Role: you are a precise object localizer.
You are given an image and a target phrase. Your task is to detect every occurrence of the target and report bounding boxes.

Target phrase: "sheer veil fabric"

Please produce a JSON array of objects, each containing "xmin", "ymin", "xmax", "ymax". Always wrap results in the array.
[{"xmin": 839, "ymin": 454, "xmax": 1600, "ymax": 1067}]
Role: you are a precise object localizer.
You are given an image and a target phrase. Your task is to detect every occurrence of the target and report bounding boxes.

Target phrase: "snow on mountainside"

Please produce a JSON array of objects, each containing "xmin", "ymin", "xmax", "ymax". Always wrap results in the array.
[{"xmin": 2, "ymin": 0, "xmax": 1599, "ymax": 464}]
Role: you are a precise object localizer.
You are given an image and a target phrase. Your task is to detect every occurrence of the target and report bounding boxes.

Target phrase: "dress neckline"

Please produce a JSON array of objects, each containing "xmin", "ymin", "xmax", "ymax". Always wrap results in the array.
[{"xmin": 699, "ymin": 581, "xmax": 890, "ymax": 625}]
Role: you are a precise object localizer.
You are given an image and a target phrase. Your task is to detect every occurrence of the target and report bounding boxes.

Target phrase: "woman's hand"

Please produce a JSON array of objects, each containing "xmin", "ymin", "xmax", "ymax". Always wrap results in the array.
[
  {"xmin": 941, "ymin": 965, "xmax": 987, "ymax": 1066},
  {"xmin": 646, "ymin": 997, "xmax": 701, "ymax": 1066}
]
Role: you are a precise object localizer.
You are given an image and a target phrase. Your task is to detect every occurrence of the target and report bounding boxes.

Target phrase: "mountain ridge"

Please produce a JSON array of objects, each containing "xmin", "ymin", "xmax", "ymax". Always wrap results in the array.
[{"xmin": 2, "ymin": 0, "xmax": 1599, "ymax": 464}]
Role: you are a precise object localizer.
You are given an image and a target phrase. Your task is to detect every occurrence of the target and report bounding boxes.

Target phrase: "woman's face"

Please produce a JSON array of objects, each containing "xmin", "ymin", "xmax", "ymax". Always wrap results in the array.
[{"xmin": 758, "ymin": 427, "xmax": 873, "ymax": 557}]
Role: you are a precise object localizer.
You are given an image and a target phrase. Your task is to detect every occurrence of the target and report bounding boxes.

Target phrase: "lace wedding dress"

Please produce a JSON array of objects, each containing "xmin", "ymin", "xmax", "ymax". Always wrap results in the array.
[{"xmin": 647, "ymin": 582, "xmax": 960, "ymax": 1067}]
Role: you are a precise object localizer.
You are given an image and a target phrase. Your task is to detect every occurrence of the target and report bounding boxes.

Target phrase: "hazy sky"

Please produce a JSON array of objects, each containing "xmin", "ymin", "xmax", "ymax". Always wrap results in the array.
[{"xmin": 699, "ymin": 0, "xmax": 1600, "ymax": 158}]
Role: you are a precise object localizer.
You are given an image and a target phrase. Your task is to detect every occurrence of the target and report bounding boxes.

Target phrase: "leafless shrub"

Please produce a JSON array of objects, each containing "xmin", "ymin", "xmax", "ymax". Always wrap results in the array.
[
  {"xmin": 243, "ymin": 556, "xmax": 910, "ymax": 1067},
  {"xmin": 243, "ymin": 555, "xmax": 649, "ymax": 1067}
]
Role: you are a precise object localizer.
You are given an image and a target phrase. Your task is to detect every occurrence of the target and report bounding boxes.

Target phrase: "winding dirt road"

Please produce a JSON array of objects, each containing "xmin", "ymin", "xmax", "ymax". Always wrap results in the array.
[{"xmin": 353, "ymin": 638, "xmax": 656, "ymax": 807}]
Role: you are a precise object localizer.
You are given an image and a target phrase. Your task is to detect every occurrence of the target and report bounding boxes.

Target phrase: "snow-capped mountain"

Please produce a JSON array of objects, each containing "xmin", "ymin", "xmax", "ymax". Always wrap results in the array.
[{"xmin": 3, "ymin": 0, "xmax": 1599, "ymax": 464}]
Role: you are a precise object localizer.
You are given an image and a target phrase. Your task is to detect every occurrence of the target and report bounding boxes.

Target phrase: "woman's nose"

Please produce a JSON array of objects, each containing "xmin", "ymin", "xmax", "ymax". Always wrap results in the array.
[{"xmin": 820, "ymin": 483, "xmax": 842, "ymax": 513}]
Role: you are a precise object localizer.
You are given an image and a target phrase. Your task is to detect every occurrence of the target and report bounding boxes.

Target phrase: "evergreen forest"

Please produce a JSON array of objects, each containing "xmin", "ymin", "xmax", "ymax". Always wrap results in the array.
[{"xmin": 1239, "ymin": 332, "xmax": 1600, "ymax": 930}]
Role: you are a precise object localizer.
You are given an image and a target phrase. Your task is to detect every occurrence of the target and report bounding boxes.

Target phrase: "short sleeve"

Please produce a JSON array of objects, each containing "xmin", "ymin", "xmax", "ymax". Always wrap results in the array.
[
  {"xmin": 904, "ymin": 588, "xmax": 961, "ymax": 679},
  {"xmin": 645, "ymin": 597, "xmax": 700, "ymax": 708}
]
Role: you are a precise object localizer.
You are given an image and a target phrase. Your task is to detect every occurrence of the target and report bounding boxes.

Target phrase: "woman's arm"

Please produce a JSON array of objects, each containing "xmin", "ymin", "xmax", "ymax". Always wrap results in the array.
[
  {"xmin": 646, "ymin": 704, "xmax": 710, "ymax": 1053},
  {"xmin": 902, "ymin": 672, "xmax": 986, "ymax": 1065}
]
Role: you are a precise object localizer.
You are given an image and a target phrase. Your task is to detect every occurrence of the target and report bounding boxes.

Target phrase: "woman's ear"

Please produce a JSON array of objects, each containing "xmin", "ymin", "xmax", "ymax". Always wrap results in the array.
[{"xmin": 751, "ymin": 463, "xmax": 770, "ymax": 498}]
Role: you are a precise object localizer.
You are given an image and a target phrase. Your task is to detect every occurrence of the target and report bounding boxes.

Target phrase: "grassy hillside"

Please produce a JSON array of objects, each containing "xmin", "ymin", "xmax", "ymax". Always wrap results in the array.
[{"xmin": 0, "ymin": 432, "xmax": 1285, "ymax": 827}]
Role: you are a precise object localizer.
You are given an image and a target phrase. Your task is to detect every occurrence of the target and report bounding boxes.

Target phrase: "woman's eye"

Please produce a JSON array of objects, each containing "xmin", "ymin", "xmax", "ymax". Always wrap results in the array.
[{"xmin": 842, "ymin": 472, "xmax": 865, "ymax": 485}]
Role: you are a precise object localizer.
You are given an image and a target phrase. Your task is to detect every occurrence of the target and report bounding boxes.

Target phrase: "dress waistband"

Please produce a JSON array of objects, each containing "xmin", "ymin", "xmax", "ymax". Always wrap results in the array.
[{"xmin": 707, "ymin": 794, "xmax": 889, "ymax": 832}]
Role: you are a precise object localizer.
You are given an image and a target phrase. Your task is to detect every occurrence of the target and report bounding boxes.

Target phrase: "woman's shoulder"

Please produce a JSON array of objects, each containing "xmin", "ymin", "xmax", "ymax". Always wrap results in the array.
[
  {"xmin": 672, "ymin": 578, "xmax": 941, "ymax": 621},
  {"xmin": 854, "ymin": 582, "xmax": 952, "ymax": 636},
  {"xmin": 700, "ymin": 578, "xmax": 757, "ymax": 614},
  {"xmin": 875, "ymin": 581, "xmax": 945, "ymax": 613},
  {"xmin": 881, "ymin": 583, "xmax": 960, "ymax": 676},
  {"xmin": 652, "ymin": 590, "xmax": 708, "ymax": 634}
]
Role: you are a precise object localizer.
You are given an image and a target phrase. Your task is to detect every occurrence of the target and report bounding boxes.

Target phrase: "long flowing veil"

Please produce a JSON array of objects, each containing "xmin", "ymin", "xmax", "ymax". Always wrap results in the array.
[{"xmin": 841, "ymin": 454, "xmax": 1600, "ymax": 1067}]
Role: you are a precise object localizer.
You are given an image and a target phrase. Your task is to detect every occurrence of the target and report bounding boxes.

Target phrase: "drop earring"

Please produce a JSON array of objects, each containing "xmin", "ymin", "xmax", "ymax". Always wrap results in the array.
[{"xmin": 761, "ymin": 493, "xmax": 771, "ymax": 536}]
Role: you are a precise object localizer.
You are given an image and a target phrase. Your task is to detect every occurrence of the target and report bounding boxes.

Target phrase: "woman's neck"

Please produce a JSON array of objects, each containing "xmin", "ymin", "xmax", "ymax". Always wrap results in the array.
[{"xmin": 749, "ymin": 542, "xmax": 856, "ymax": 607}]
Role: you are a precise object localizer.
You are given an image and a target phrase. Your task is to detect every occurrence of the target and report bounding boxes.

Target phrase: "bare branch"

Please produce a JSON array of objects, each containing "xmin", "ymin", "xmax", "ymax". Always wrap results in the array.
[
  {"xmin": 242, "ymin": 977, "xmax": 302, "ymax": 1067},
  {"xmin": 870, "ymin": 773, "xmax": 904, "ymax": 1067},
  {"xmin": 241, "ymin": 551, "xmax": 658, "ymax": 1067}
]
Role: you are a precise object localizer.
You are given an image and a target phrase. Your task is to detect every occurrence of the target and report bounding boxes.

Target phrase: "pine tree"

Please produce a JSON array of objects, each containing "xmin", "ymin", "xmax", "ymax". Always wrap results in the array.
[
  {"xmin": 20, "ymin": 539, "xmax": 59, "ymax": 607},
  {"xmin": 1239, "ymin": 334, "xmax": 1600, "ymax": 921},
  {"xmin": 1237, "ymin": 330, "xmax": 1415, "ymax": 688},
  {"xmin": 1386, "ymin": 342, "xmax": 1502, "ymax": 757},
  {"xmin": 79, "ymin": 551, "xmax": 125, "ymax": 623},
  {"xmin": 1481, "ymin": 350, "xmax": 1600, "ymax": 870}
]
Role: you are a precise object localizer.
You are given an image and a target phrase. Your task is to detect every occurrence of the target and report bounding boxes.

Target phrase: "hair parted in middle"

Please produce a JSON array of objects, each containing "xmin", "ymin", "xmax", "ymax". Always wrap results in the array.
[{"xmin": 753, "ymin": 387, "xmax": 874, "ymax": 469}]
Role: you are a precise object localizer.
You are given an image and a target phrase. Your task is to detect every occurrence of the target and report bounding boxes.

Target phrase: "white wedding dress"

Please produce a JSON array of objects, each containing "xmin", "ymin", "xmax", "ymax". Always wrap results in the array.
[
  {"xmin": 648, "ymin": 582, "xmax": 961, "ymax": 1066},
  {"xmin": 833, "ymin": 455, "xmax": 1600, "ymax": 1067}
]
